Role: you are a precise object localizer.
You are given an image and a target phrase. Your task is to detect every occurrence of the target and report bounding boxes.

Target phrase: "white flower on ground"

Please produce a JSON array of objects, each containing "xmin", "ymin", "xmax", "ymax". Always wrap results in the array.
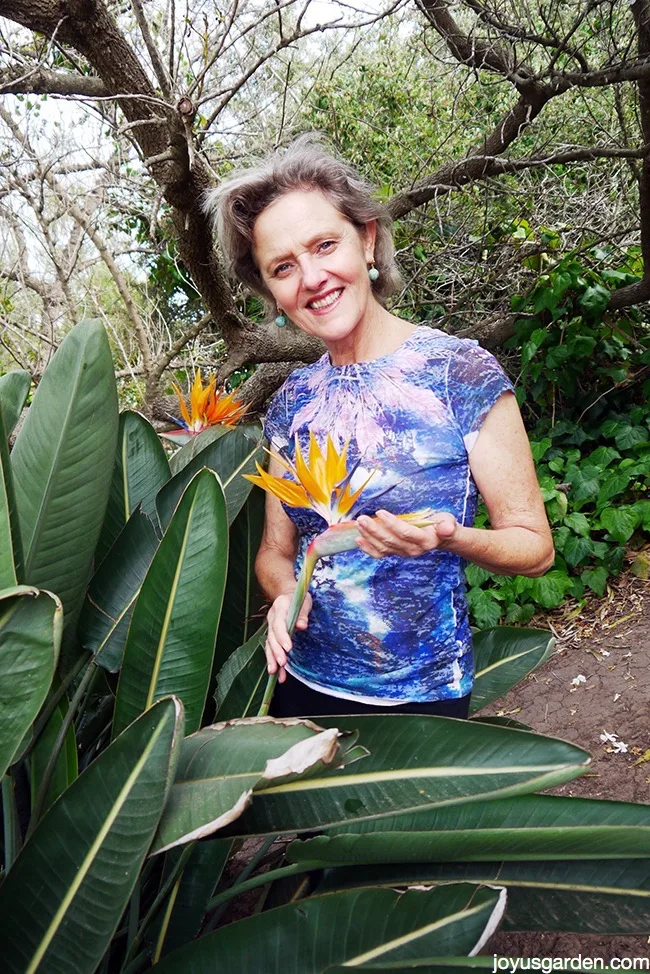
[
  {"xmin": 571, "ymin": 674, "xmax": 587, "ymax": 686},
  {"xmin": 600, "ymin": 731, "xmax": 619, "ymax": 744}
]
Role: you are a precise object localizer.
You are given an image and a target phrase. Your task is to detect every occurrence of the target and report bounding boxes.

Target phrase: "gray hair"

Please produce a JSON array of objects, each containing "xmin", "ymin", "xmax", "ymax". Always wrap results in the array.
[{"xmin": 205, "ymin": 135, "xmax": 402, "ymax": 316}]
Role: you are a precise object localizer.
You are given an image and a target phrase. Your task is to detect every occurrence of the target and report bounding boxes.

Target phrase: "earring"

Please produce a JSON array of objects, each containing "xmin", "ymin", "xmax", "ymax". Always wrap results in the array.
[
  {"xmin": 368, "ymin": 263, "xmax": 380, "ymax": 282},
  {"xmin": 275, "ymin": 309, "xmax": 287, "ymax": 327}
]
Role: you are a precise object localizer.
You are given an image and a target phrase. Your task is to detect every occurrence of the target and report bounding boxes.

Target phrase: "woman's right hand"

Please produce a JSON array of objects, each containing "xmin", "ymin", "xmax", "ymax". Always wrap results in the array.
[{"xmin": 265, "ymin": 590, "xmax": 313, "ymax": 683}]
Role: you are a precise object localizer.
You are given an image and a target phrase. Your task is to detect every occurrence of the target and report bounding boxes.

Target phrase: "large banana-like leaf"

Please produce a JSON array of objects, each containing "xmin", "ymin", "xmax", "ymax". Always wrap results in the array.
[
  {"xmin": 214, "ymin": 486, "xmax": 265, "ymax": 677},
  {"xmin": 315, "ymin": 858, "xmax": 650, "ymax": 935},
  {"xmin": 470, "ymin": 627, "xmax": 555, "ymax": 714},
  {"xmin": 156, "ymin": 425, "xmax": 264, "ymax": 530},
  {"xmin": 289, "ymin": 793, "xmax": 650, "ymax": 864},
  {"xmin": 10, "ymin": 320, "xmax": 119, "ymax": 651},
  {"xmin": 113, "ymin": 470, "xmax": 228, "ymax": 736},
  {"xmin": 30, "ymin": 694, "xmax": 78, "ymax": 814},
  {"xmin": 0, "ymin": 368, "xmax": 30, "ymax": 438},
  {"xmin": 78, "ymin": 510, "xmax": 160, "ymax": 672},
  {"xmin": 150, "ymin": 884, "xmax": 506, "ymax": 974},
  {"xmin": 0, "ymin": 585, "xmax": 61, "ymax": 778},
  {"xmin": 214, "ymin": 625, "xmax": 267, "ymax": 720},
  {"xmin": 96, "ymin": 410, "xmax": 170, "ymax": 561},
  {"xmin": 153, "ymin": 717, "xmax": 358, "ymax": 853},
  {"xmin": 0, "ymin": 401, "xmax": 23, "ymax": 587},
  {"xmin": 168, "ymin": 425, "xmax": 230, "ymax": 473},
  {"xmin": 153, "ymin": 839, "xmax": 232, "ymax": 958},
  {"xmin": 219, "ymin": 716, "xmax": 589, "ymax": 838},
  {"xmin": 0, "ymin": 697, "xmax": 183, "ymax": 974}
]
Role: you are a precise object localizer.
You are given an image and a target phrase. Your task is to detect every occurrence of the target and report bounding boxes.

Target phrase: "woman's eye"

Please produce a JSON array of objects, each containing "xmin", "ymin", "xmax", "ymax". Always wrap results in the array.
[
  {"xmin": 274, "ymin": 263, "xmax": 291, "ymax": 276},
  {"xmin": 318, "ymin": 240, "xmax": 335, "ymax": 253}
]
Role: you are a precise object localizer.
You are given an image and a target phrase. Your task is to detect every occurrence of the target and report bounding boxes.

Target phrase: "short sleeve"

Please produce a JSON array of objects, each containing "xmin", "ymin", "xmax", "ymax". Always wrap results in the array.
[{"xmin": 445, "ymin": 339, "xmax": 514, "ymax": 454}]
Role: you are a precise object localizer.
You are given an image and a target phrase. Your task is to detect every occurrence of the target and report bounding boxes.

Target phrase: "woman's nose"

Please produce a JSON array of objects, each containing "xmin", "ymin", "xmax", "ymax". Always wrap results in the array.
[{"xmin": 298, "ymin": 254, "xmax": 327, "ymax": 289}]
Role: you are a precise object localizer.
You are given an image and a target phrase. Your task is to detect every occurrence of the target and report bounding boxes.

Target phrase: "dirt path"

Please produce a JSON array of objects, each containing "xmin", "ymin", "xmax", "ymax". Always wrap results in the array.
[{"xmin": 484, "ymin": 574, "xmax": 650, "ymax": 959}]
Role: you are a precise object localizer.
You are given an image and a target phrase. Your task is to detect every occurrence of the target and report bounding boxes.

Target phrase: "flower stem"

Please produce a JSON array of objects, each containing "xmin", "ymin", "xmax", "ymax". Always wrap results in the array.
[{"xmin": 257, "ymin": 548, "xmax": 318, "ymax": 717}]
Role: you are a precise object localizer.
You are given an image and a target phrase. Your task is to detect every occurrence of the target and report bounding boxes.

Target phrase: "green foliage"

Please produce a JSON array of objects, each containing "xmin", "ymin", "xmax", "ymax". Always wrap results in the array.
[
  {"xmin": 4, "ymin": 319, "xmax": 650, "ymax": 970},
  {"xmin": 466, "ymin": 246, "xmax": 650, "ymax": 626}
]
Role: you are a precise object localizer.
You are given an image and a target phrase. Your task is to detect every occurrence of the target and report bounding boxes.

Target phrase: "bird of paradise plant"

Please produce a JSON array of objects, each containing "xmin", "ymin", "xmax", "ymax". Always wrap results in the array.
[
  {"xmin": 246, "ymin": 432, "xmax": 439, "ymax": 714},
  {"xmin": 163, "ymin": 371, "xmax": 248, "ymax": 445}
]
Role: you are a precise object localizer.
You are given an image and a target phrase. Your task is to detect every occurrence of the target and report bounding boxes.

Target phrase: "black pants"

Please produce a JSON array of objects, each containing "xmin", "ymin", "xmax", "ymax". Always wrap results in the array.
[{"xmin": 270, "ymin": 672, "xmax": 471, "ymax": 719}]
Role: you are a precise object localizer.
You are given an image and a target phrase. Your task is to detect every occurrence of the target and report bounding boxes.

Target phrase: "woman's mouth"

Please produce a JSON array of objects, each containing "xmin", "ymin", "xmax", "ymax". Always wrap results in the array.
[{"xmin": 307, "ymin": 288, "xmax": 343, "ymax": 313}]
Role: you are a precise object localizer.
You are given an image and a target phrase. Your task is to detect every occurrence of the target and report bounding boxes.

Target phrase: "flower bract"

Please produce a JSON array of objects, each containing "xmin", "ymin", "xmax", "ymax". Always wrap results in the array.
[
  {"xmin": 166, "ymin": 372, "xmax": 248, "ymax": 444},
  {"xmin": 244, "ymin": 432, "xmax": 375, "ymax": 525}
]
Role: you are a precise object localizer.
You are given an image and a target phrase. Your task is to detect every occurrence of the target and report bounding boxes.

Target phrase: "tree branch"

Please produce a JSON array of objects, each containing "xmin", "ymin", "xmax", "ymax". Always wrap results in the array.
[{"xmin": 0, "ymin": 65, "xmax": 107, "ymax": 96}]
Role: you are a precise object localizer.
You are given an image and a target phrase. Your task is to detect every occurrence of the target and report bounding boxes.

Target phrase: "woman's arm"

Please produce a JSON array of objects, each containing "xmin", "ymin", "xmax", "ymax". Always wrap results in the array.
[
  {"xmin": 255, "ymin": 455, "xmax": 312, "ymax": 681},
  {"xmin": 356, "ymin": 392, "xmax": 554, "ymax": 577}
]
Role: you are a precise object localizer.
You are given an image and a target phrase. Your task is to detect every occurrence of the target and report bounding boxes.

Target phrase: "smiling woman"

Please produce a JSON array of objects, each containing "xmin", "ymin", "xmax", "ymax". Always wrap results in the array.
[{"xmin": 206, "ymin": 136, "xmax": 554, "ymax": 720}]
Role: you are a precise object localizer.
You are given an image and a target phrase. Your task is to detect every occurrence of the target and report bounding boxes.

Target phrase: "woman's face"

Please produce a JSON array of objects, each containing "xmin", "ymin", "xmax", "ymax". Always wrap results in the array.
[{"xmin": 252, "ymin": 188, "xmax": 377, "ymax": 345}]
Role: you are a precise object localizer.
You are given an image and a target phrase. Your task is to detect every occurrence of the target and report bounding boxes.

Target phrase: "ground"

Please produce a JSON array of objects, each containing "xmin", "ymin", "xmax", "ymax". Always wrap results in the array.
[{"xmin": 483, "ymin": 572, "xmax": 650, "ymax": 960}]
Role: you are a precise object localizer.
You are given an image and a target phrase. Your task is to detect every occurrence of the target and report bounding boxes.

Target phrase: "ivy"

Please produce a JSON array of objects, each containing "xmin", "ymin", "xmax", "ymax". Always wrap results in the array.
[{"xmin": 466, "ymin": 244, "xmax": 650, "ymax": 627}]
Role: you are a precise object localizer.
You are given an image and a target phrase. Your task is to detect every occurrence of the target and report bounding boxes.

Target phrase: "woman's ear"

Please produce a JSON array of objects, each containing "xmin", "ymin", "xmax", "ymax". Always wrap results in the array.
[{"xmin": 363, "ymin": 219, "xmax": 377, "ymax": 262}]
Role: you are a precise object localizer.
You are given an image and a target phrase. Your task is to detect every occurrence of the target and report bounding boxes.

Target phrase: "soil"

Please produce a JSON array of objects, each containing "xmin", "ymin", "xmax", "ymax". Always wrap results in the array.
[{"xmin": 482, "ymin": 572, "xmax": 650, "ymax": 960}]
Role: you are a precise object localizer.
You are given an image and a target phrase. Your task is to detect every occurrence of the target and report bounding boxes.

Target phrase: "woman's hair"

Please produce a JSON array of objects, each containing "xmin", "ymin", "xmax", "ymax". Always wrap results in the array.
[{"xmin": 205, "ymin": 135, "xmax": 402, "ymax": 315}]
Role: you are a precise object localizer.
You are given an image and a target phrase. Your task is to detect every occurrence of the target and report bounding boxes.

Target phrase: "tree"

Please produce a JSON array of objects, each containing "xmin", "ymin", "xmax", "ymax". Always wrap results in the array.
[{"xmin": 1, "ymin": 0, "xmax": 650, "ymax": 411}]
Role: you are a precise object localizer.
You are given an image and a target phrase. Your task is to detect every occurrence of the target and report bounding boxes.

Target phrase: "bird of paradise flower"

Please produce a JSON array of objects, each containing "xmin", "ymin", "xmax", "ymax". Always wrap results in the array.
[
  {"xmin": 162, "ymin": 371, "xmax": 248, "ymax": 445},
  {"xmin": 245, "ymin": 432, "xmax": 439, "ymax": 713}
]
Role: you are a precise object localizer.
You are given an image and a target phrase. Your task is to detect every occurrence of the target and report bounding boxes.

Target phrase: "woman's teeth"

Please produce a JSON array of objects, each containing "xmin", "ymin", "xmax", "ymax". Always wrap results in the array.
[{"xmin": 309, "ymin": 289, "xmax": 342, "ymax": 310}]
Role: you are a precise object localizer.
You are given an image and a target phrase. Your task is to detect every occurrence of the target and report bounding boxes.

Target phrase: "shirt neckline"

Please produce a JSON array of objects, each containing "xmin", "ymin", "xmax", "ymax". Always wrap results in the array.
[{"xmin": 324, "ymin": 325, "xmax": 433, "ymax": 372}]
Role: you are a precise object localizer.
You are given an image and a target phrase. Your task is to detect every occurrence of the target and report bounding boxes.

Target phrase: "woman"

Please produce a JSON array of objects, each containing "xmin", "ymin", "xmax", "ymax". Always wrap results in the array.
[{"xmin": 208, "ymin": 138, "xmax": 554, "ymax": 719}]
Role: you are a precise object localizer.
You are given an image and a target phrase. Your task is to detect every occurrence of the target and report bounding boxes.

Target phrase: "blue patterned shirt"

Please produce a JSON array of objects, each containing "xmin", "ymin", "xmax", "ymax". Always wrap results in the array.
[{"xmin": 264, "ymin": 326, "xmax": 514, "ymax": 703}]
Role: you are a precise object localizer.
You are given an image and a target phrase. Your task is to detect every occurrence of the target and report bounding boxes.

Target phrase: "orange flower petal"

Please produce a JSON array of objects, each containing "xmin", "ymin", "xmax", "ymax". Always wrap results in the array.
[{"xmin": 172, "ymin": 382, "xmax": 192, "ymax": 429}]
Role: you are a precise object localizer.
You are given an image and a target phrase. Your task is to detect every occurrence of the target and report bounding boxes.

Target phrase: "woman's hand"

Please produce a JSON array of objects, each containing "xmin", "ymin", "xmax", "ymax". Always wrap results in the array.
[
  {"xmin": 356, "ymin": 509, "xmax": 458, "ymax": 559},
  {"xmin": 265, "ymin": 589, "xmax": 313, "ymax": 683}
]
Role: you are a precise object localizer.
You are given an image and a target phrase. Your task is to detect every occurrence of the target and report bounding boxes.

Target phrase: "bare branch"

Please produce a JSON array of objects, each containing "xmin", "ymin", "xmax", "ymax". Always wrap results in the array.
[
  {"xmin": 130, "ymin": 0, "xmax": 174, "ymax": 98},
  {"xmin": 0, "ymin": 65, "xmax": 107, "ymax": 97}
]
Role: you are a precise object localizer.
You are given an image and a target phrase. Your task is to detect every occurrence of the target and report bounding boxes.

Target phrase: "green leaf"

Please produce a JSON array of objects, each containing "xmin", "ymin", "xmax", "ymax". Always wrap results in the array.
[
  {"xmin": 0, "ymin": 369, "xmax": 31, "ymax": 438},
  {"xmin": 466, "ymin": 588, "xmax": 502, "ymax": 629},
  {"xmin": 214, "ymin": 625, "xmax": 267, "ymax": 720},
  {"xmin": 96, "ymin": 411, "xmax": 170, "ymax": 562},
  {"xmin": 470, "ymin": 628, "xmax": 554, "ymax": 714},
  {"xmin": 10, "ymin": 320, "xmax": 119, "ymax": 654},
  {"xmin": 315, "ymin": 859, "xmax": 650, "ymax": 935},
  {"xmin": 30, "ymin": 695, "xmax": 77, "ymax": 814},
  {"xmin": 599, "ymin": 505, "xmax": 641, "ymax": 542},
  {"xmin": 504, "ymin": 603, "xmax": 535, "ymax": 625},
  {"xmin": 290, "ymin": 792, "xmax": 650, "ymax": 863},
  {"xmin": 529, "ymin": 438, "xmax": 551, "ymax": 463},
  {"xmin": 214, "ymin": 487, "xmax": 265, "ymax": 678},
  {"xmin": 587, "ymin": 446, "xmax": 620, "ymax": 469},
  {"xmin": 614, "ymin": 425, "xmax": 648, "ymax": 451},
  {"xmin": 562, "ymin": 512, "xmax": 590, "ymax": 538},
  {"xmin": 113, "ymin": 470, "xmax": 229, "ymax": 736},
  {"xmin": 0, "ymin": 586, "xmax": 61, "ymax": 778},
  {"xmin": 168, "ymin": 425, "xmax": 230, "ymax": 474},
  {"xmin": 563, "ymin": 534, "xmax": 593, "ymax": 568},
  {"xmin": 0, "ymin": 402, "xmax": 23, "ymax": 587},
  {"xmin": 153, "ymin": 717, "xmax": 356, "ymax": 853},
  {"xmin": 579, "ymin": 283, "xmax": 610, "ymax": 316},
  {"xmin": 154, "ymin": 839, "xmax": 232, "ymax": 957},
  {"xmin": 526, "ymin": 570, "xmax": 573, "ymax": 608},
  {"xmin": 79, "ymin": 510, "xmax": 160, "ymax": 672},
  {"xmin": 464, "ymin": 564, "xmax": 491, "ymax": 588},
  {"xmin": 219, "ymin": 715, "xmax": 589, "ymax": 838},
  {"xmin": 0, "ymin": 697, "xmax": 183, "ymax": 974},
  {"xmin": 156, "ymin": 426, "xmax": 264, "ymax": 530},
  {"xmin": 596, "ymin": 470, "xmax": 632, "ymax": 510},
  {"xmin": 150, "ymin": 885, "xmax": 506, "ymax": 973},
  {"xmin": 581, "ymin": 566, "xmax": 609, "ymax": 597}
]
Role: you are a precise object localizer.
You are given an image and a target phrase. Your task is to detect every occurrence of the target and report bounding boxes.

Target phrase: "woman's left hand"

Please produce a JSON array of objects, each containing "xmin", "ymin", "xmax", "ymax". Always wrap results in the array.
[{"xmin": 356, "ymin": 509, "xmax": 458, "ymax": 559}]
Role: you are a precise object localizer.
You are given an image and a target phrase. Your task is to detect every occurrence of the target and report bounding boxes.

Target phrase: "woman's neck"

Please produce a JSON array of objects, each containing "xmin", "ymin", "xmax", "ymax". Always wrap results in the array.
[{"xmin": 326, "ymin": 305, "xmax": 416, "ymax": 366}]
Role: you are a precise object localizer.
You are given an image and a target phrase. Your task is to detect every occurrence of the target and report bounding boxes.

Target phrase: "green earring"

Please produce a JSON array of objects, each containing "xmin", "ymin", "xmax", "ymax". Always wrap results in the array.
[
  {"xmin": 368, "ymin": 264, "xmax": 379, "ymax": 282},
  {"xmin": 275, "ymin": 310, "xmax": 287, "ymax": 327}
]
